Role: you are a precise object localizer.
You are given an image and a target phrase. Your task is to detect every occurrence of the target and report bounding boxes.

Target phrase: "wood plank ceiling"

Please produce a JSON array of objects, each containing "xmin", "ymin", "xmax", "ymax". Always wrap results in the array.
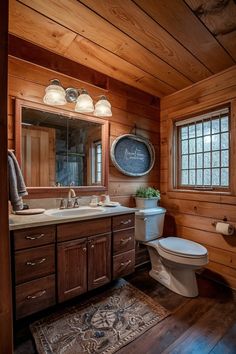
[{"xmin": 9, "ymin": 0, "xmax": 236, "ymax": 97}]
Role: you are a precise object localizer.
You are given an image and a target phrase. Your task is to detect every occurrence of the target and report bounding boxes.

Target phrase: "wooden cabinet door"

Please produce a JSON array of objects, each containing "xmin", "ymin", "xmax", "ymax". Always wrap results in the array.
[
  {"xmin": 88, "ymin": 234, "xmax": 111, "ymax": 291},
  {"xmin": 57, "ymin": 238, "xmax": 87, "ymax": 302}
]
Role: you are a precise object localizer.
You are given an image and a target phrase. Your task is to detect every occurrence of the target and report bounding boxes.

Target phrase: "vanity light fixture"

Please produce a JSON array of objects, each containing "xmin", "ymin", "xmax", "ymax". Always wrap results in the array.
[
  {"xmin": 43, "ymin": 79, "xmax": 66, "ymax": 106},
  {"xmin": 43, "ymin": 79, "xmax": 112, "ymax": 117},
  {"xmin": 75, "ymin": 89, "xmax": 94, "ymax": 113},
  {"xmin": 94, "ymin": 96, "xmax": 112, "ymax": 117}
]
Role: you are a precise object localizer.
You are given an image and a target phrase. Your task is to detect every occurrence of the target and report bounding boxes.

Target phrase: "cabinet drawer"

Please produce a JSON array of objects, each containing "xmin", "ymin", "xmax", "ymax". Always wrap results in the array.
[
  {"xmin": 15, "ymin": 245, "xmax": 55, "ymax": 285},
  {"xmin": 113, "ymin": 228, "xmax": 135, "ymax": 255},
  {"xmin": 113, "ymin": 250, "xmax": 135, "ymax": 279},
  {"xmin": 15, "ymin": 274, "xmax": 56, "ymax": 319},
  {"xmin": 13, "ymin": 226, "xmax": 56, "ymax": 250},
  {"xmin": 57, "ymin": 217, "xmax": 111, "ymax": 242},
  {"xmin": 112, "ymin": 214, "xmax": 134, "ymax": 231}
]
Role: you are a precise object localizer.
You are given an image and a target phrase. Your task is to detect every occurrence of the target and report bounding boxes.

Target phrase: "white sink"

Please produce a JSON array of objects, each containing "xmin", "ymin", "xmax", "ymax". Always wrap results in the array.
[{"xmin": 44, "ymin": 206, "xmax": 106, "ymax": 218}]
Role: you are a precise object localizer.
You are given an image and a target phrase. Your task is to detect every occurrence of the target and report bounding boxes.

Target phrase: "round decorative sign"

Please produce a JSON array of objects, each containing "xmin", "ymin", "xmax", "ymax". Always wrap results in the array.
[{"xmin": 110, "ymin": 134, "xmax": 155, "ymax": 176}]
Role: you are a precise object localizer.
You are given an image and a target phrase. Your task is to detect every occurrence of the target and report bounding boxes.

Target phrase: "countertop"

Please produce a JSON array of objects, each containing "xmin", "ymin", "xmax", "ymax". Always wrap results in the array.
[{"xmin": 9, "ymin": 206, "xmax": 137, "ymax": 231}]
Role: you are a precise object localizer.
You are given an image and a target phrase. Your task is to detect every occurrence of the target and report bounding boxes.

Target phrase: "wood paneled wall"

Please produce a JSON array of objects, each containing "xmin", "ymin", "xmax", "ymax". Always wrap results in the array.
[
  {"xmin": 8, "ymin": 56, "xmax": 160, "ymax": 265},
  {"xmin": 8, "ymin": 56, "xmax": 160, "ymax": 203},
  {"xmin": 1, "ymin": 1, "xmax": 13, "ymax": 353},
  {"xmin": 160, "ymin": 65, "xmax": 236, "ymax": 289}
]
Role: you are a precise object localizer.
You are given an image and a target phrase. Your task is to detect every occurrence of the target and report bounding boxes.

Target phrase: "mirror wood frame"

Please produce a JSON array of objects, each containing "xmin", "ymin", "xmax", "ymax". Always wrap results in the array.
[{"xmin": 15, "ymin": 98, "xmax": 109, "ymax": 197}]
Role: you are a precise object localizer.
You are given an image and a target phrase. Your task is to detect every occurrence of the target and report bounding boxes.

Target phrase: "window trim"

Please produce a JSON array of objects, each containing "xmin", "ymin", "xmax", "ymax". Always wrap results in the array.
[{"xmin": 173, "ymin": 104, "xmax": 231, "ymax": 193}]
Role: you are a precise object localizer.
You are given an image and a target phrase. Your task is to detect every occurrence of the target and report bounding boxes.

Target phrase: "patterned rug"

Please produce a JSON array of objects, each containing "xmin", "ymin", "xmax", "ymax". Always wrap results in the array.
[{"xmin": 30, "ymin": 282, "xmax": 169, "ymax": 354}]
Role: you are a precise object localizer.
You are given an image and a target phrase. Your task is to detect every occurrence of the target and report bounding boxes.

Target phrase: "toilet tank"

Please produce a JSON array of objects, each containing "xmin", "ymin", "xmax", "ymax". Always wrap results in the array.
[{"xmin": 135, "ymin": 207, "xmax": 166, "ymax": 242}]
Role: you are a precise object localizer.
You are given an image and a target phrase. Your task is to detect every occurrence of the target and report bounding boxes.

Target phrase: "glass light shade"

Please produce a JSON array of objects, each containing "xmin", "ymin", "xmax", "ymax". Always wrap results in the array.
[
  {"xmin": 75, "ymin": 91, "xmax": 94, "ymax": 113},
  {"xmin": 43, "ymin": 84, "xmax": 66, "ymax": 105},
  {"xmin": 94, "ymin": 96, "xmax": 112, "ymax": 117}
]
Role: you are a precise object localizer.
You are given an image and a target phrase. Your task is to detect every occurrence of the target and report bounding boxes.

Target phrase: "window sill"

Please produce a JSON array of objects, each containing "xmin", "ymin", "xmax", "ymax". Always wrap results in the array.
[
  {"xmin": 163, "ymin": 188, "xmax": 236, "ymax": 204},
  {"xmin": 170, "ymin": 188, "xmax": 231, "ymax": 195}
]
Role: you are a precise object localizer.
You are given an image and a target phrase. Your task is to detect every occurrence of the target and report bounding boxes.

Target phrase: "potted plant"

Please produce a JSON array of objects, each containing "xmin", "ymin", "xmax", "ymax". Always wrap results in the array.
[{"xmin": 135, "ymin": 186, "xmax": 160, "ymax": 209}]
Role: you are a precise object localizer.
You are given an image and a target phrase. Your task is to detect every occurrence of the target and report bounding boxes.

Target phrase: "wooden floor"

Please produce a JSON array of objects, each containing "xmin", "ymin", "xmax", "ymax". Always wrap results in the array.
[{"xmin": 14, "ymin": 268, "xmax": 236, "ymax": 354}]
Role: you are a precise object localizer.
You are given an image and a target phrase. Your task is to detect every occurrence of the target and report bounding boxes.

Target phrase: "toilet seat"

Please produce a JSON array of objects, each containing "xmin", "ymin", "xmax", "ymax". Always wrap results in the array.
[
  {"xmin": 148, "ymin": 237, "xmax": 208, "ymax": 267},
  {"xmin": 158, "ymin": 237, "xmax": 207, "ymax": 258}
]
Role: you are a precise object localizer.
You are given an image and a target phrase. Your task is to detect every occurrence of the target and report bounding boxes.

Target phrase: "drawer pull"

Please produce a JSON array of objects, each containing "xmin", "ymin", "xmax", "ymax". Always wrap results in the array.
[
  {"xmin": 26, "ymin": 289, "xmax": 46, "ymax": 300},
  {"xmin": 83, "ymin": 247, "xmax": 87, "ymax": 252},
  {"xmin": 26, "ymin": 258, "xmax": 46, "ymax": 266},
  {"xmin": 120, "ymin": 260, "xmax": 131, "ymax": 268},
  {"xmin": 25, "ymin": 233, "xmax": 45, "ymax": 240},
  {"xmin": 120, "ymin": 219, "xmax": 131, "ymax": 225},
  {"xmin": 120, "ymin": 237, "xmax": 132, "ymax": 244}
]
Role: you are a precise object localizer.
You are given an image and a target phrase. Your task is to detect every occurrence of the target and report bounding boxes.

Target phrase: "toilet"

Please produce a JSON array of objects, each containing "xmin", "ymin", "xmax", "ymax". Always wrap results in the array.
[{"xmin": 135, "ymin": 207, "xmax": 208, "ymax": 297}]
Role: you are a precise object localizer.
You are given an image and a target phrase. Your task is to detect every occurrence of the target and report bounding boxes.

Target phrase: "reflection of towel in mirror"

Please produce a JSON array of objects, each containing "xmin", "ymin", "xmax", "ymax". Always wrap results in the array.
[{"xmin": 8, "ymin": 150, "xmax": 28, "ymax": 211}]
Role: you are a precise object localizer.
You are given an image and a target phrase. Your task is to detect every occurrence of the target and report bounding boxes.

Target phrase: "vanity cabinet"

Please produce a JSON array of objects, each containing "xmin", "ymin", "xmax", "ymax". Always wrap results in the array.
[
  {"xmin": 57, "ymin": 219, "xmax": 112, "ymax": 302},
  {"xmin": 57, "ymin": 233, "xmax": 111, "ymax": 302},
  {"xmin": 12, "ymin": 212, "xmax": 135, "ymax": 319},
  {"xmin": 15, "ymin": 244, "xmax": 55, "ymax": 284},
  {"xmin": 112, "ymin": 214, "xmax": 135, "ymax": 279},
  {"xmin": 88, "ymin": 234, "xmax": 111, "ymax": 291},
  {"xmin": 15, "ymin": 275, "xmax": 56, "ymax": 320},
  {"xmin": 13, "ymin": 225, "xmax": 56, "ymax": 319},
  {"xmin": 57, "ymin": 238, "xmax": 87, "ymax": 302},
  {"xmin": 14, "ymin": 225, "xmax": 55, "ymax": 249}
]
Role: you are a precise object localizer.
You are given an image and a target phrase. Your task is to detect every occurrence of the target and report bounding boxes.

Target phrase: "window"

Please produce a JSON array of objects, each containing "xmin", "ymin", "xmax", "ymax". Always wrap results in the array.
[
  {"xmin": 175, "ymin": 106, "xmax": 230, "ymax": 190},
  {"xmin": 92, "ymin": 140, "xmax": 102, "ymax": 184}
]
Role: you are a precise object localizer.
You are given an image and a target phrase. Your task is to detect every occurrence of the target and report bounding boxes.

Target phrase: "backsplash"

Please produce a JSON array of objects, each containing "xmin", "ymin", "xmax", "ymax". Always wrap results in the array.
[{"xmin": 22, "ymin": 196, "xmax": 94, "ymax": 210}]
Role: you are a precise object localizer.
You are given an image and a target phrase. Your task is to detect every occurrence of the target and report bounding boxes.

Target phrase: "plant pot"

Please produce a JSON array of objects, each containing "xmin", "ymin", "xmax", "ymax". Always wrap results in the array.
[{"xmin": 135, "ymin": 197, "xmax": 159, "ymax": 209}]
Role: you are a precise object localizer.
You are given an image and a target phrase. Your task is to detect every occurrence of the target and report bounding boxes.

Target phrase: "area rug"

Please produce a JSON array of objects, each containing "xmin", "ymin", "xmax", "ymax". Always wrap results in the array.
[{"xmin": 30, "ymin": 282, "xmax": 169, "ymax": 354}]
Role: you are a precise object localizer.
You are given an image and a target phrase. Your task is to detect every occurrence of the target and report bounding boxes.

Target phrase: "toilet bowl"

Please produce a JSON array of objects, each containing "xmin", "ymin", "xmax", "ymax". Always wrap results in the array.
[{"xmin": 135, "ymin": 208, "xmax": 208, "ymax": 297}]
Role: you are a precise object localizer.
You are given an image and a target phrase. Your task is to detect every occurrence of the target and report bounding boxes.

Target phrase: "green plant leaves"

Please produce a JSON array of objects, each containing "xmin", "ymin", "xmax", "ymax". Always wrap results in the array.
[{"xmin": 135, "ymin": 187, "xmax": 160, "ymax": 199}]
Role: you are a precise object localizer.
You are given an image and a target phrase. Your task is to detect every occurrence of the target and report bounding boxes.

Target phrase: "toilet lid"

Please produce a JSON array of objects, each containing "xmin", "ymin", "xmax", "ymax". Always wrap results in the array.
[
  {"xmin": 158, "ymin": 237, "xmax": 207, "ymax": 257},
  {"xmin": 135, "ymin": 207, "xmax": 166, "ymax": 216}
]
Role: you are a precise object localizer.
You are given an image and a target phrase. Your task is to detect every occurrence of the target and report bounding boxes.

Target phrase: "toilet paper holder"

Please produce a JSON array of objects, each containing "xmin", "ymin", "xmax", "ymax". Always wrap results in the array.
[
  {"xmin": 211, "ymin": 217, "xmax": 228, "ymax": 227},
  {"xmin": 211, "ymin": 220, "xmax": 235, "ymax": 236}
]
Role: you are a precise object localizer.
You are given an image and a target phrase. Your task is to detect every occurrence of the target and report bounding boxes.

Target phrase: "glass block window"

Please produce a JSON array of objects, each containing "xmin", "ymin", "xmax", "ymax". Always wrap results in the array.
[{"xmin": 175, "ymin": 107, "xmax": 230, "ymax": 189}]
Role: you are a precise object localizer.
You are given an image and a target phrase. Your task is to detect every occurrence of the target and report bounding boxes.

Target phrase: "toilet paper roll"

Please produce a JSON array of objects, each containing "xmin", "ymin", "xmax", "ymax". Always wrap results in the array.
[{"xmin": 215, "ymin": 222, "xmax": 234, "ymax": 236}]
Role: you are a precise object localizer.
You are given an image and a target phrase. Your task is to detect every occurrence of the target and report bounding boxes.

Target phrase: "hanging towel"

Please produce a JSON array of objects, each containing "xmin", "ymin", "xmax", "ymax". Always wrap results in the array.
[{"xmin": 8, "ymin": 150, "xmax": 28, "ymax": 211}]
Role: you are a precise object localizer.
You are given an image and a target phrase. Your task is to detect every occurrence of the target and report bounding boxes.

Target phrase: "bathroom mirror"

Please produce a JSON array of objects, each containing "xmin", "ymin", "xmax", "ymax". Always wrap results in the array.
[{"xmin": 15, "ymin": 99, "xmax": 109, "ymax": 194}]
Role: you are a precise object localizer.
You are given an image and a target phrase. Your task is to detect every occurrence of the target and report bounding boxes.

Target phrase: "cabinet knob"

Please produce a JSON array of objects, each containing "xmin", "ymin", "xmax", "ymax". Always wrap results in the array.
[
  {"xmin": 26, "ymin": 257, "xmax": 46, "ymax": 266},
  {"xmin": 120, "ymin": 237, "xmax": 132, "ymax": 244},
  {"xmin": 120, "ymin": 219, "xmax": 131, "ymax": 225},
  {"xmin": 26, "ymin": 289, "xmax": 46, "ymax": 300},
  {"xmin": 91, "ymin": 244, "xmax": 95, "ymax": 249},
  {"xmin": 25, "ymin": 233, "xmax": 45, "ymax": 240},
  {"xmin": 82, "ymin": 247, "xmax": 87, "ymax": 252}
]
